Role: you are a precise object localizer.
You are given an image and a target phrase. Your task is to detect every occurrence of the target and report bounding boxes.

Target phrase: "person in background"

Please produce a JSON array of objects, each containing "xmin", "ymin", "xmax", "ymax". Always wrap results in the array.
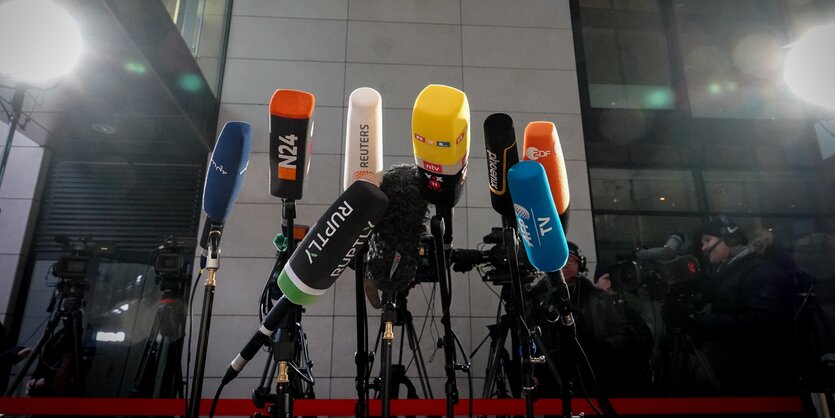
[
  {"xmin": 536, "ymin": 242, "xmax": 653, "ymax": 398},
  {"xmin": 1, "ymin": 321, "xmax": 32, "ymax": 394},
  {"xmin": 662, "ymin": 215, "xmax": 797, "ymax": 394}
]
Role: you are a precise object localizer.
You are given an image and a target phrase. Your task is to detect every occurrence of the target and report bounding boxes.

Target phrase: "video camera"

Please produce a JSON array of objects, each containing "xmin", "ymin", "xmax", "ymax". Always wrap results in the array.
[
  {"xmin": 152, "ymin": 235, "xmax": 196, "ymax": 292},
  {"xmin": 414, "ymin": 227, "xmax": 537, "ymax": 285},
  {"xmin": 608, "ymin": 234, "xmax": 702, "ymax": 300},
  {"xmin": 53, "ymin": 235, "xmax": 112, "ymax": 282}
]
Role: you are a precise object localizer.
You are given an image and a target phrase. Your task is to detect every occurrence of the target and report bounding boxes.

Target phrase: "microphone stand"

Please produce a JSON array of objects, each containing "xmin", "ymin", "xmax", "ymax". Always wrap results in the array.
[
  {"xmin": 544, "ymin": 270, "xmax": 581, "ymax": 418},
  {"xmin": 430, "ymin": 206, "xmax": 468, "ymax": 418},
  {"xmin": 500, "ymin": 216, "xmax": 540, "ymax": 418},
  {"xmin": 252, "ymin": 198, "xmax": 312, "ymax": 418},
  {"xmin": 354, "ymin": 246, "xmax": 371, "ymax": 418},
  {"xmin": 189, "ymin": 227, "xmax": 222, "ymax": 418}
]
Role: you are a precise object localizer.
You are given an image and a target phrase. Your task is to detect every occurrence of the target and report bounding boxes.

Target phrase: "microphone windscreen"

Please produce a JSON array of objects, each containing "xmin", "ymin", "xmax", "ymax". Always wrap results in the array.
[
  {"xmin": 508, "ymin": 161, "xmax": 569, "ymax": 272},
  {"xmin": 411, "ymin": 84, "xmax": 470, "ymax": 208},
  {"xmin": 277, "ymin": 181, "xmax": 388, "ymax": 305},
  {"xmin": 365, "ymin": 164, "xmax": 429, "ymax": 293},
  {"xmin": 270, "ymin": 89, "xmax": 315, "ymax": 200},
  {"xmin": 483, "ymin": 113, "xmax": 518, "ymax": 217},
  {"xmin": 344, "ymin": 87, "xmax": 383, "ymax": 189},
  {"xmin": 203, "ymin": 121, "xmax": 253, "ymax": 222},
  {"xmin": 523, "ymin": 121, "xmax": 570, "ymax": 215}
]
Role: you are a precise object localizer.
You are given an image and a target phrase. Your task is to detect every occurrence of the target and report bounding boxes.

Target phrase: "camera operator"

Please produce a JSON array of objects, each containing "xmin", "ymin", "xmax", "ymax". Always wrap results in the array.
[
  {"xmin": 536, "ymin": 242, "xmax": 653, "ymax": 397},
  {"xmin": 661, "ymin": 216, "xmax": 797, "ymax": 394}
]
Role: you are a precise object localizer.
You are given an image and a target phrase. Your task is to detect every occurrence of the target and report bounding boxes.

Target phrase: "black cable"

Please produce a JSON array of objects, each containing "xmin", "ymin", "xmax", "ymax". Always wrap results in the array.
[
  {"xmin": 208, "ymin": 382, "xmax": 225, "ymax": 418},
  {"xmin": 574, "ymin": 336, "xmax": 609, "ymax": 416},
  {"xmin": 574, "ymin": 362, "xmax": 603, "ymax": 416},
  {"xmin": 184, "ymin": 270, "xmax": 202, "ymax": 418}
]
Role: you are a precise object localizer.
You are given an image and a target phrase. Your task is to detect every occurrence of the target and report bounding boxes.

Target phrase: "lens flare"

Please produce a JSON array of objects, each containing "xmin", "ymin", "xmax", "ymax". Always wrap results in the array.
[
  {"xmin": 0, "ymin": 0, "xmax": 83, "ymax": 85},
  {"xmin": 784, "ymin": 23, "xmax": 835, "ymax": 110}
]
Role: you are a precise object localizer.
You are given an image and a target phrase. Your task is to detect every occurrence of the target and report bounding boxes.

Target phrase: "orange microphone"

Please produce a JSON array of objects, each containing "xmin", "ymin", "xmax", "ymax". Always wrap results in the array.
[{"xmin": 523, "ymin": 121, "xmax": 570, "ymax": 228}]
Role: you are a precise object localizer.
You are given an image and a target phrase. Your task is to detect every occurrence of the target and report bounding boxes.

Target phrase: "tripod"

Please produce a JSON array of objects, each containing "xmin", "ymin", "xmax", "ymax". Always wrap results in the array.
[
  {"xmin": 6, "ymin": 278, "xmax": 89, "ymax": 397},
  {"xmin": 252, "ymin": 199, "xmax": 316, "ymax": 418},
  {"xmin": 372, "ymin": 289, "xmax": 434, "ymax": 418},
  {"xmin": 130, "ymin": 275, "xmax": 188, "ymax": 398}
]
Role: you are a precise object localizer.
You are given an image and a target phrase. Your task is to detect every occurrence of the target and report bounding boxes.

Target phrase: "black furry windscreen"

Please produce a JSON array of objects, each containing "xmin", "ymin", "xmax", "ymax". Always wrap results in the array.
[{"xmin": 365, "ymin": 164, "xmax": 429, "ymax": 293}]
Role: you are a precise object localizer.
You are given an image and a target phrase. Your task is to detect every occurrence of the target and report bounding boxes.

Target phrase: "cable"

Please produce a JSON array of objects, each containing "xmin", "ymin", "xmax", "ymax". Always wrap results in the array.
[
  {"xmin": 208, "ymin": 382, "xmax": 225, "ymax": 418},
  {"xmin": 574, "ymin": 336, "xmax": 609, "ymax": 416}
]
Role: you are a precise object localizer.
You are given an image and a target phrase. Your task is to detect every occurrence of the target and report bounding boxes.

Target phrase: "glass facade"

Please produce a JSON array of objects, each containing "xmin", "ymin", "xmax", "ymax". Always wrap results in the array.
[
  {"xmin": 576, "ymin": 0, "xmax": 835, "ymax": 397},
  {"xmin": 163, "ymin": 0, "xmax": 232, "ymax": 95}
]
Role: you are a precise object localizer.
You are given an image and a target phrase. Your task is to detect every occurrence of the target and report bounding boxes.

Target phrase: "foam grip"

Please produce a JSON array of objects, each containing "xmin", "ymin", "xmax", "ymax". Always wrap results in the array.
[
  {"xmin": 203, "ymin": 121, "xmax": 253, "ymax": 222},
  {"xmin": 269, "ymin": 89, "xmax": 315, "ymax": 200},
  {"xmin": 411, "ymin": 84, "xmax": 470, "ymax": 208},
  {"xmin": 344, "ymin": 87, "xmax": 383, "ymax": 189},
  {"xmin": 523, "ymin": 121, "xmax": 570, "ymax": 215},
  {"xmin": 483, "ymin": 113, "xmax": 519, "ymax": 218},
  {"xmin": 508, "ymin": 160, "xmax": 569, "ymax": 272}
]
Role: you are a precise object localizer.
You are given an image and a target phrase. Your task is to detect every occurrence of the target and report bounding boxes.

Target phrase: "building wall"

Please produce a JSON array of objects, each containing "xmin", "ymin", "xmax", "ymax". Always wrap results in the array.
[
  {"xmin": 200, "ymin": 0, "xmax": 595, "ymax": 399},
  {"xmin": 0, "ymin": 126, "xmax": 49, "ymax": 327}
]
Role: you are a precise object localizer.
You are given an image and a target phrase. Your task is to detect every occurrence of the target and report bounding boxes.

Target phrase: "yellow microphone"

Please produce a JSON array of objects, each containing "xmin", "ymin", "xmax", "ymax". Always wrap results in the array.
[{"xmin": 411, "ymin": 84, "xmax": 470, "ymax": 208}]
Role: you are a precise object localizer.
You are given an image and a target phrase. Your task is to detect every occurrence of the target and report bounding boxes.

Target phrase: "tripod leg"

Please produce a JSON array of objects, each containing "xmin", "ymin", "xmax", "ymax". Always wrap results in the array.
[
  {"xmin": 70, "ymin": 311, "xmax": 85, "ymax": 395},
  {"xmin": 482, "ymin": 321, "xmax": 509, "ymax": 401},
  {"xmin": 4, "ymin": 313, "xmax": 62, "ymax": 396},
  {"xmin": 131, "ymin": 306, "xmax": 164, "ymax": 397},
  {"xmin": 404, "ymin": 312, "xmax": 433, "ymax": 399}
]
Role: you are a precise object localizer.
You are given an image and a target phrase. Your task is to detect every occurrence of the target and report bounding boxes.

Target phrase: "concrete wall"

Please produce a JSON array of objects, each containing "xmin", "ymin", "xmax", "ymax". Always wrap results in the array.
[
  {"xmin": 0, "ymin": 125, "xmax": 49, "ymax": 328},
  {"xmin": 203, "ymin": 0, "xmax": 595, "ymax": 399}
]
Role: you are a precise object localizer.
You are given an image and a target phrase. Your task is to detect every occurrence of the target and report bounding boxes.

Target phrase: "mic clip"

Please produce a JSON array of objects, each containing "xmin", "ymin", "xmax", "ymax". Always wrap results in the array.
[{"xmin": 207, "ymin": 227, "xmax": 222, "ymax": 269}]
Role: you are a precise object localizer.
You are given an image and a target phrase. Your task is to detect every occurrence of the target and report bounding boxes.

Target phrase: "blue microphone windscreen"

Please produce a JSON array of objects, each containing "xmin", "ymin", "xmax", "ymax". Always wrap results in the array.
[
  {"xmin": 508, "ymin": 161, "xmax": 569, "ymax": 272},
  {"xmin": 203, "ymin": 121, "xmax": 253, "ymax": 222}
]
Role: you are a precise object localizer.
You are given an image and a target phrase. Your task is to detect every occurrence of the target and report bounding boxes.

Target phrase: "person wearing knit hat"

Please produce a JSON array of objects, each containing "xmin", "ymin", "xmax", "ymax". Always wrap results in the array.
[{"xmin": 661, "ymin": 214, "xmax": 797, "ymax": 393}]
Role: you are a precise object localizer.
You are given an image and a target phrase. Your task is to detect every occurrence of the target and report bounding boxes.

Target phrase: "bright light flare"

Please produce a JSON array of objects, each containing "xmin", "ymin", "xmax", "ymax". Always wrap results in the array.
[
  {"xmin": 95, "ymin": 331, "xmax": 125, "ymax": 342},
  {"xmin": 784, "ymin": 23, "xmax": 835, "ymax": 110},
  {"xmin": 0, "ymin": 0, "xmax": 83, "ymax": 85}
]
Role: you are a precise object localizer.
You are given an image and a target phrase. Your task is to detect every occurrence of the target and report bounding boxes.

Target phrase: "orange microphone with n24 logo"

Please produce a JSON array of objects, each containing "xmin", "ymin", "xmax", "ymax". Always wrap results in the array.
[
  {"xmin": 270, "ymin": 89, "xmax": 315, "ymax": 200},
  {"xmin": 411, "ymin": 84, "xmax": 470, "ymax": 208}
]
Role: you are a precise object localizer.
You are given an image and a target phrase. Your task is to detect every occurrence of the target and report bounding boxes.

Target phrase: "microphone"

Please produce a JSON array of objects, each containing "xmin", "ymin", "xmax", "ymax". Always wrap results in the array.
[
  {"xmin": 522, "ymin": 121, "xmax": 570, "ymax": 228},
  {"xmin": 344, "ymin": 87, "xmax": 383, "ymax": 189},
  {"xmin": 365, "ymin": 164, "xmax": 429, "ymax": 293},
  {"xmin": 637, "ymin": 234, "xmax": 684, "ymax": 262},
  {"xmin": 269, "ymin": 89, "xmax": 315, "ymax": 200},
  {"xmin": 277, "ymin": 180, "xmax": 389, "ymax": 305},
  {"xmin": 483, "ymin": 113, "xmax": 519, "ymax": 218},
  {"xmin": 508, "ymin": 160, "xmax": 573, "ymax": 326},
  {"xmin": 223, "ymin": 180, "xmax": 388, "ymax": 383},
  {"xmin": 411, "ymin": 84, "xmax": 470, "ymax": 209},
  {"xmin": 199, "ymin": 121, "xmax": 253, "ymax": 267},
  {"xmin": 508, "ymin": 161, "xmax": 569, "ymax": 272}
]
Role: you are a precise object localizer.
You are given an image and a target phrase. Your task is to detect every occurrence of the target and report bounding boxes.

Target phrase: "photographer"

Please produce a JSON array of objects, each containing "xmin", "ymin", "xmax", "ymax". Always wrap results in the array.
[
  {"xmin": 662, "ymin": 216, "xmax": 797, "ymax": 394},
  {"xmin": 537, "ymin": 242, "xmax": 653, "ymax": 397}
]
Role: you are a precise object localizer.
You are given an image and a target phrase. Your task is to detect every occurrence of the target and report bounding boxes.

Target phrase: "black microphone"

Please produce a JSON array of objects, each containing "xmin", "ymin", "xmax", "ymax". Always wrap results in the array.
[
  {"xmin": 483, "ymin": 113, "xmax": 519, "ymax": 219},
  {"xmin": 365, "ymin": 164, "xmax": 429, "ymax": 293},
  {"xmin": 637, "ymin": 234, "xmax": 684, "ymax": 262},
  {"xmin": 199, "ymin": 121, "xmax": 253, "ymax": 268},
  {"xmin": 269, "ymin": 89, "xmax": 315, "ymax": 200},
  {"xmin": 222, "ymin": 181, "xmax": 388, "ymax": 383}
]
